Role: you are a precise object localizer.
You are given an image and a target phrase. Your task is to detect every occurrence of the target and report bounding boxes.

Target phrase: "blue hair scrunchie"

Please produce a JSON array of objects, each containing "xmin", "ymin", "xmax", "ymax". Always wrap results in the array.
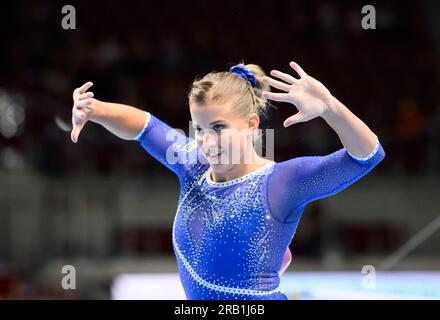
[{"xmin": 229, "ymin": 65, "xmax": 257, "ymax": 88}]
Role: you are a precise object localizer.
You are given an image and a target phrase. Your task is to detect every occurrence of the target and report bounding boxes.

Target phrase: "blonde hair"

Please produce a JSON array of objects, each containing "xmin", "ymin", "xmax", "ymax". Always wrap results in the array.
[{"xmin": 188, "ymin": 62, "xmax": 271, "ymax": 121}]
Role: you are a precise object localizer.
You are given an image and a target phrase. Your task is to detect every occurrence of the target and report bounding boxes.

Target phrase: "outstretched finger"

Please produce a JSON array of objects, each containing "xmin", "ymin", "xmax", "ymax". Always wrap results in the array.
[
  {"xmin": 283, "ymin": 112, "xmax": 307, "ymax": 127},
  {"xmin": 262, "ymin": 91, "xmax": 290, "ymax": 102},
  {"xmin": 262, "ymin": 76, "xmax": 291, "ymax": 92},
  {"xmin": 269, "ymin": 70, "xmax": 298, "ymax": 85},
  {"xmin": 78, "ymin": 81, "xmax": 94, "ymax": 94},
  {"xmin": 78, "ymin": 91, "xmax": 94, "ymax": 101},
  {"xmin": 289, "ymin": 61, "xmax": 307, "ymax": 78},
  {"xmin": 76, "ymin": 98, "xmax": 93, "ymax": 108}
]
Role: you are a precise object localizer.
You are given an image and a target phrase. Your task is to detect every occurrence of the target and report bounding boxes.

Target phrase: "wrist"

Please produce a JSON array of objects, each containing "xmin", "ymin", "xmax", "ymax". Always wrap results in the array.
[
  {"xmin": 89, "ymin": 99, "xmax": 107, "ymax": 123},
  {"xmin": 321, "ymin": 95, "xmax": 340, "ymax": 121}
]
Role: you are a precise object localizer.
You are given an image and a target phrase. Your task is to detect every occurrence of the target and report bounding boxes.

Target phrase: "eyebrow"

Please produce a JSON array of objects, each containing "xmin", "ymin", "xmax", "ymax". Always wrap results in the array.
[
  {"xmin": 193, "ymin": 120, "xmax": 225, "ymax": 127},
  {"xmin": 209, "ymin": 120, "xmax": 225, "ymax": 126}
]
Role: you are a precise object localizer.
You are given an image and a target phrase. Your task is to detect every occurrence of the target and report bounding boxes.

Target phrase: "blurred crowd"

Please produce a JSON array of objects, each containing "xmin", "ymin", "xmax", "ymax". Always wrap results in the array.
[
  {"xmin": 0, "ymin": 0, "xmax": 438, "ymax": 178},
  {"xmin": 0, "ymin": 0, "xmax": 439, "ymax": 300}
]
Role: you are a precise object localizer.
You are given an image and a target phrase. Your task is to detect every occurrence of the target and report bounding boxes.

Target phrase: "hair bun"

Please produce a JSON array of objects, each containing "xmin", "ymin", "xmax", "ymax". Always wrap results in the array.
[{"xmin": 229, "ymin": 65, "xmax": 257, "ymax": 87}]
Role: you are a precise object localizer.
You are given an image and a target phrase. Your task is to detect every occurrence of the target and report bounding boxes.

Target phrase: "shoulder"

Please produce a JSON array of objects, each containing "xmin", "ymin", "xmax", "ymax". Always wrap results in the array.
[{"xmin": 271, "ymin": 157, "xmax": 302, "ymax": 173}]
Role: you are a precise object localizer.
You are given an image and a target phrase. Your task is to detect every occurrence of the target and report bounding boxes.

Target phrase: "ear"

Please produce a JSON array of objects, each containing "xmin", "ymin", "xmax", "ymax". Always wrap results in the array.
[{"xmin": 248, "ymin": 113, "xmax": 260, "ymax": 130}]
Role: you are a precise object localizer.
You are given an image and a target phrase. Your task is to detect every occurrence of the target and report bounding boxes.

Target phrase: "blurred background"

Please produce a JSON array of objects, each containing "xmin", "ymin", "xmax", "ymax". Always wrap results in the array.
[{"xmin": 0, "ymin": 0, "xmax": 439, "ymax": 299}]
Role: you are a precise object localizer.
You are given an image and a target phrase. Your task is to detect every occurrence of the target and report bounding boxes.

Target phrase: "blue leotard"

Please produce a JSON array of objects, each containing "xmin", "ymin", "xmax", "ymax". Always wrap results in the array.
[{"xmin": 133, "ymin": 112, "xmax": 385, "ymax": 300}]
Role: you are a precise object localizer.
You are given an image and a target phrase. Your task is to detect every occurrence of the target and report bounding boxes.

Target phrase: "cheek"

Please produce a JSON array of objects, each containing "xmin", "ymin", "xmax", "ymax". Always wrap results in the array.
[
  {"xmin": 219, "ymin": 130, "xmax": 247, "ymax": 152},
  {"xmin": 195, "ymin": 132, "xmax": 223, "ymax": 149},
  {"xmin": 218, "ymin": 131, "xmax": 232, "ymax": 151},
  {"xmin": 195, "ymin": 134, "xmax": 203, "ymax": 147},
  {"xmin": 194, "ymin": 136, "xmax": 201, "ymax": 150}
]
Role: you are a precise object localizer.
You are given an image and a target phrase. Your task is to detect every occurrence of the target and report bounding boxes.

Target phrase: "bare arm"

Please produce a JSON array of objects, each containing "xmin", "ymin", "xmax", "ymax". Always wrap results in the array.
[
  {"xmin": 263, "ymin": 61, "xmax": 378, "ymax": 158},
  {"xmin": 321, "ymin": 97, "xmax": 377, "ymax": 159},
  {"xmin": 71, "ymin": 82, "xmax": 148, "ymax": 143}
]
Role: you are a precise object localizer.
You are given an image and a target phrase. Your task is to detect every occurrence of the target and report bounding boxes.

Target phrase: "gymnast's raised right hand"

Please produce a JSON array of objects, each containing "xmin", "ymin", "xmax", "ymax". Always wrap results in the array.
[{"xmin": 71, "ymin": 81, "xmax": 95, "ymax": 143}]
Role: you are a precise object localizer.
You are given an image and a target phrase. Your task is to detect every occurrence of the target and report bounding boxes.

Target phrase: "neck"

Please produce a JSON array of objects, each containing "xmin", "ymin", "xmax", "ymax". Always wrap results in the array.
[{"xmin": 210, "ymin": 149, "xmax": 271, "ymax": 183}]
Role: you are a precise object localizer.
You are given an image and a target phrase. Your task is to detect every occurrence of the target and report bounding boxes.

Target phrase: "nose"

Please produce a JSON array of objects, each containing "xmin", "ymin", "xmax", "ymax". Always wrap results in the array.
[
  {"xmin": 203, "ymin": 131, "xmax": 218, "ymax": 149},
  {"xmin": 195, "ymin": 129, "xmax": 220, "ymax": 152}
]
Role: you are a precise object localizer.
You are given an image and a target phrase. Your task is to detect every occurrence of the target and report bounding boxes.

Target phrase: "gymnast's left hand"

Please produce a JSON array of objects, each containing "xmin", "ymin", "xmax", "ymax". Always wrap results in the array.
[{"xmin": 262, "ymin": 61, "xmax": 334, "ymax": 127}]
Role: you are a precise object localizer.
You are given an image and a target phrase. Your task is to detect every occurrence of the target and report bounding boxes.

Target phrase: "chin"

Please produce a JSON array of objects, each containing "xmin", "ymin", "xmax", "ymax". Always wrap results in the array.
[
  {"xmin": 208, "ymin": 156, "xmax": 235, "ymax": 172},
  {"xmin": 209, "ymin": 162, "xmax": 231, "ymax": 172},
  {"xmin": 204, "ymin": 153, "xmax": 233, "ymax": 170}
]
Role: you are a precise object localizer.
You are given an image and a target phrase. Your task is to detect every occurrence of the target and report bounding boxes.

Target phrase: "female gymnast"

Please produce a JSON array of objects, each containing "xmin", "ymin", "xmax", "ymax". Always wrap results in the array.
[{"xmin": 70, "ymin": 61, "xmax": 385, "ymax": 300}]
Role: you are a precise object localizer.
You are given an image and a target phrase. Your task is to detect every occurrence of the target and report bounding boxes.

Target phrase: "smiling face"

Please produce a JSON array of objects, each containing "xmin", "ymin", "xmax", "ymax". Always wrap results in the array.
[
  {"xmin": 190, "ymin": 101, "xmax": 260, "ymax": 173},
  {"xmin": 187, "ymin": 65, "xmax": 271, "ymax": 176}
]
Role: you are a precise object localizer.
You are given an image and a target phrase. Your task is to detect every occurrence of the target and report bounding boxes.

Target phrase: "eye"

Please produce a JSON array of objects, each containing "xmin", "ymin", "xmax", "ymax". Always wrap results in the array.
[
  {"xmin": 212, "ymin": 124, "xmax": 225, "ymax": 132},
  {"xmin": 195, "ymin": 127, "xmax": 204, "ymax": 135}
]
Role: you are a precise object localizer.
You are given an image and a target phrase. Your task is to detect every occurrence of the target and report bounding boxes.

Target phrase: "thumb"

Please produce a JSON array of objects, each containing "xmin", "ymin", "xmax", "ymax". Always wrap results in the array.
[
  {"xmin": 71, "ymin": 123, "xmax": 85, "ymax": 143},
  {"xmin": 283, "ymin": 112, "xmax": 307, "ymax": 127}
]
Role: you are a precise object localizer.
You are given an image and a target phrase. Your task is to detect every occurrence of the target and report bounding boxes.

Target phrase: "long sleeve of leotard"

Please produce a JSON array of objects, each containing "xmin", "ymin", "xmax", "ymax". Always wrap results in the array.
[
  {"xmin": 266, "ymin": 135, "xmax": 385, "ymax": 224},
  {"xmin": 132, "ymin": 111, "xmax": 200, "ymax": 181}
]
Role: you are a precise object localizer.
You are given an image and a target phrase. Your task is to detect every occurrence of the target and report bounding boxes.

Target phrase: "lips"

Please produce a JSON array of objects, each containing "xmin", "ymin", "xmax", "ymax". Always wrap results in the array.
[{"xmin": 204, "ymin": 150, "xmax": 223, "ymax": 159}]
